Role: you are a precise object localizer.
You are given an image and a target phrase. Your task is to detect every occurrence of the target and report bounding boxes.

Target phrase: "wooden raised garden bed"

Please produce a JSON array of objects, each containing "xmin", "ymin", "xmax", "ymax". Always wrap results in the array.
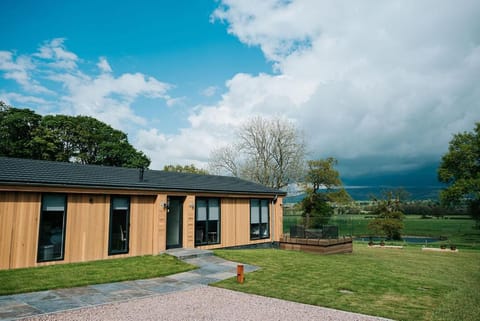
[{"xmin": 279, "ymin": 236, "xmax": 353, "ymax": 254}]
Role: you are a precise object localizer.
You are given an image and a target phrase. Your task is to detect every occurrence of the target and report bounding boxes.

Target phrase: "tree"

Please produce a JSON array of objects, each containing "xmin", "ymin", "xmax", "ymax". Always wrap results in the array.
[
  {"xmin": 209, "ymin": 146, "xmax": 239, "ymax": 177},
  {"xmin": 367, "ymin": 190, "xmax": 405, "ymax": 240},
  {"xmin": 0, "ymin": 102, "xmax": 41, "ymax": 159},
  {"xmin": 32, "ymin": 114, "xmax": 79, "ymax": 162},
  {"xmin": 300, "ymin": 192, "xmax": 333, "ymax": 228},
  {"xmin": 34, "ymin": 114, "xmax": 150, "ymax": 168},
  {"xmin": 300, "ymin": 158, "xmax": 351, "ymax": 228},
  {"xmin": 163, "ymin": 164, "xmax": 208, "ymax": 174},
  {"xmin": 438, "ymin": 122, "xmax": 480, "ymax": 226},
  {"xmin": 209, "ymin": 116, "xmax": 306, "ymax": 189},
  {"xmin": 0, "ymin": 102, "xmax": 150, "ymax": 168}
]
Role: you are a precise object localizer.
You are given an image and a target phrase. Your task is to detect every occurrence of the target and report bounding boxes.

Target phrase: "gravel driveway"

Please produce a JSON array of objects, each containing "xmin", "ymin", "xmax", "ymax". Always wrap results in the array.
[{"xmin": 22, "ymin": 286, "xmax": 393, "ymax": 321}]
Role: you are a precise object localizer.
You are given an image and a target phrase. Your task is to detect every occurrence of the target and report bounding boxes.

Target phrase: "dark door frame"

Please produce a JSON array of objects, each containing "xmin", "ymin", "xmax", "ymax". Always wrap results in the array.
[{"xmin": 166, "ymin": 196, "xmax": 184, "ymax": 249}]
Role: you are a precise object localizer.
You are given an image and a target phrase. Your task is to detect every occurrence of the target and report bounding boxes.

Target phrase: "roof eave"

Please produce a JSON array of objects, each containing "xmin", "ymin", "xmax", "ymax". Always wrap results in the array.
[{"xmin": 0, "ymin": 181, "xmax": 286, "ymax": 197}]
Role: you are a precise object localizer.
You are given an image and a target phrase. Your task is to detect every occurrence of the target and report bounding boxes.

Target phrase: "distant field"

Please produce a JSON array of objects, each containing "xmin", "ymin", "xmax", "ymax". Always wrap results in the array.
[{"xmin": 283, "ymin": 212, "xmax": 480, "ymax": 249}]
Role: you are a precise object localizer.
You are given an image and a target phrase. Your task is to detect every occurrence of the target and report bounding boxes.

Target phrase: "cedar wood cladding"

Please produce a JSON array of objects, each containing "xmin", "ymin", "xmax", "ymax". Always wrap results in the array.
[{"xmin": 0, "ymin": 157, "xmax": 285, "ymax": 269}]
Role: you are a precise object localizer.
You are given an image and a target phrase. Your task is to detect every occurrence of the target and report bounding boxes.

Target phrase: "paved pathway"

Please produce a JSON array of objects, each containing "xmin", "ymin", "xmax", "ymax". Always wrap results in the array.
[{"xmin": 0, "ymin": 249, "xmax": 257, "ymax": 321}]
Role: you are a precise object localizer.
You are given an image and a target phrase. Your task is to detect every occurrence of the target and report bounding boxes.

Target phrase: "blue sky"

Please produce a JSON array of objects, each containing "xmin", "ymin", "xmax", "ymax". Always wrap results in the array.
[
  {"xmin": 1, "ymin": 0, "xmax": 271, "ymax": 133},
  {"xmin": 1, "ymin": 0, "xmax": 479, "ymax": 185}
]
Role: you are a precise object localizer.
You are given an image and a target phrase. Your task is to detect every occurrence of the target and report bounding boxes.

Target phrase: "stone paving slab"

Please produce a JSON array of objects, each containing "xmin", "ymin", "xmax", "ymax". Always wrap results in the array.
[
  {"xmin": 0, "ymin": 250, "xmax": 256, "ymax": 321},
  {"xmin": 209, "ymin": 271, "xmax": 237, "ymax": 280},
  {"xmin": 0, "ymin": 301, "xmax": 42, "ymax": 321}
]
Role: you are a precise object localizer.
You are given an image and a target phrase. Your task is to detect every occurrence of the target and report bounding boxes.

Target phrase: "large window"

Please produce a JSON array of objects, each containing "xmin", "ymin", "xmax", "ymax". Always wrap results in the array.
[
  {"xmin": 108, "ymin": 197, "xmax": 130, "ymax": 255},
  {"xmin": 195, "ymin": 198, "xmax": 220, "ymax": 246},
  {"xmin": 37, "ymin": 194, "xmax": 67, "ymax": 262},
  {"xmin": 250, "ymin": 199, "xmax": 270, "ymax": 240}
]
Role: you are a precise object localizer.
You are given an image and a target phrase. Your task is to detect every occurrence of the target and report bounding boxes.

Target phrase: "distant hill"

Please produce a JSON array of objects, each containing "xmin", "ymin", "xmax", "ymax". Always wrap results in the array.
[
  {"xmin": 342, "ymin": 162, "xmax": 441, "ymax": 186},
  {"xmin": 284, "ymin": 185, "xmax": 443, "ymax": 203},
  {"xmin": 284, "ymin": 161, "xmax": 445, "ymax": 203}
]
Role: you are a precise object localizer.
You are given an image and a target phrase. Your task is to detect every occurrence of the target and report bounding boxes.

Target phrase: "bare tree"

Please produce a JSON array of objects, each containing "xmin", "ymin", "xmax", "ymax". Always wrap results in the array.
[
  {"xmin": 208, "ymin": 145, "xmax": 240, "ymax": 177},
  {"xmin": 209, "ymin": 116, "xmax": 306, "ymax": 189}
]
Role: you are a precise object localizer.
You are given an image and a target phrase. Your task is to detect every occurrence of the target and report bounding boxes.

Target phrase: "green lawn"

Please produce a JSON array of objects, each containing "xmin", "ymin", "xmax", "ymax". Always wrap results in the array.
[
  {"xmin": 214, "ymin": 246, "xmax": 480, "ymax": 321},
  {"xmin": 0, "ymin": 254, "xmax": 195, "ymax": 295}
]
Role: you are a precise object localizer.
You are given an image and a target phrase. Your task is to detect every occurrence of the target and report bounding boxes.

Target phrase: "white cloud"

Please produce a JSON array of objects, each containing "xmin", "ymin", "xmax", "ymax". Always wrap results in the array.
[
  {"xmin": 1, "ymin": 39, "xmax": 173, "ymax": 137},
  {"xmin": 54, "ymin": 72, "xmax": 171, "ymax": 130},
  {"xmin": 203, "ymin": 0, "xmax": 480, "ymax": 176},
  {"xmin": 0, "ymin": 51, "xmax": 54, "ymax": 94},
  {"xmin": 201, "ymin": 85, "xmax": 218, "ymax": 97},
  {"xmin": 166, "ymin": 96, "xmax": 185, "ymax": 107},
  {"xmin": 34, "ymin": 38, "xmax": 78, "ymax": 70},
  {"xmin": 135, "ymin": 127, "xmax": 216, "ymax": 169},
  {"xmin": 97, "ymin": 57, "xmax": 112, "ymax": 73},
  {"xmin": 139, "ymin": 0, "xmax": 480, "ymax": 172},
  {"xmin": 0, "ymin": 92, "xmax": 48, "ymax": 105}
]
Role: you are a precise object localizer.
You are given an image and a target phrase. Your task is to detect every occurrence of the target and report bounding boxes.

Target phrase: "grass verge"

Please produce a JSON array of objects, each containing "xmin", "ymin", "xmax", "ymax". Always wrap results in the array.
[
  {"xmin": 213, "ymin": 246, "xmax": 480, "ymax": 321},
  {"xmin": 0, "ymin": 254, "xmax": 195, "ymax": 295}
]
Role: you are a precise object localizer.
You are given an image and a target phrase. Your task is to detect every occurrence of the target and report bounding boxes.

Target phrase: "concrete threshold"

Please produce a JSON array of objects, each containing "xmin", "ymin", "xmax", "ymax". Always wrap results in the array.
[{"xmin": 165, "ymin": 248, "xmax": 214, "ymax": 260}]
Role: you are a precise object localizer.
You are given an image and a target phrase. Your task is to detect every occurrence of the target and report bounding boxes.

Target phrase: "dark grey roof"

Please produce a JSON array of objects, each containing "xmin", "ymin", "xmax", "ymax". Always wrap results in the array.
[{"xmin": 0, "ymin": 157, "xmax": 285, "ymax": 196}]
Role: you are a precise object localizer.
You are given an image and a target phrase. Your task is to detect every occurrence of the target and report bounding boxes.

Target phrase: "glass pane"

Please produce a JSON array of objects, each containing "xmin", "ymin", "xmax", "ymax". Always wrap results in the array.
[
  {"xmin": 42, "ymin": 194, "xmax": 65, "ymax": 211},
  {"xmin": 39, "ymin": 211, "xmax": 65, "ymax": 260},
  {"xmin": 209, "ymin": 199, "xmax": 219, "ymax": 220},
  {"xmin": 208, "ymin": 220, "xmax": 219, "ymax": 243},
  {"xmin": 196, "ymin": 199, "xmax": 207, "ymax": 221},
  {"xmin": 251, "ymin": 200, "xmax": 260, "ymax": 224},
  {"xmin": 250, "ymin": 223, "xmax": 260, "ymax": 239},
  {"xmin": 195, "ymin": 222, "xmax": 207, "ymax": 245},
  {"xmin": 195, "ymin": 198, "xmax": 221, "ymax": 245},
  {"xmin": 167, "ymin": 200, "xmax": 181, "ymax": 247},
  {"xmin": 110, "ymin": 209, "xmax": 128, "ymax": 252},
  {"xmin": 112, "ymin": 197, "xmax": 129, "ymax": 210},
  {"xmin": 260, "ymin": 223, "xmax": 269, "ymax": 238},
  {"xmin": 261, "ymin": 200, "xmax": 269, "ymax": 223}
]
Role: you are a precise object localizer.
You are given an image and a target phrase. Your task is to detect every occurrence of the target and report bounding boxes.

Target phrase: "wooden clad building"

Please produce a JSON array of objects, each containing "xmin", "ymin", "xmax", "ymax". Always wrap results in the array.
[{"xmin": 0, "ymin": 157, "xmax": 285, "ymax": 270}]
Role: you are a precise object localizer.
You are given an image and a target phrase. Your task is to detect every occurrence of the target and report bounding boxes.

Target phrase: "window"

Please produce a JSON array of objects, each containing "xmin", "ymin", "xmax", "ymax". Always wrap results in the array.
[
  {"xmin": 109, "ymin": 197, "xmax": 130, "ymax": 255},
  {"xmin": 195, "ymin": 198, "xmax": 220, "ymax": 246},
  {"xmin": 37, "ymin": 194, "xmax": 67, "ymax": 262},
  {"xmin": 250, "ymin": 199, "xmax": 270, "ymax": 240}
]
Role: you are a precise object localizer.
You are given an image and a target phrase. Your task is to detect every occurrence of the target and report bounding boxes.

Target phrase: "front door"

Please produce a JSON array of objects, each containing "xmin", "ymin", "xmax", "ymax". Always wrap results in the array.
[{"xmin": 166, "ymin": 197, "xmax": 183, "ymax": 249}]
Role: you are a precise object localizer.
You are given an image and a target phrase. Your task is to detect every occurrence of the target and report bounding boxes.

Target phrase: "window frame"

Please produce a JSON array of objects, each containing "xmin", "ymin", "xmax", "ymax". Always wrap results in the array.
[
  {"xmin": 37, "ymin": 193, "xmax": 68, "ymax": 263},
  {"xmin": 250, "ymin": 198, "xmax": 270, "ymax": 240},
  {"xmin": 108, "ymin": 196, "xmax": 131, "ymax": 255},
  {"xmin": 194, "ymin": 197, "xmax": 221, "ymax": 246}
]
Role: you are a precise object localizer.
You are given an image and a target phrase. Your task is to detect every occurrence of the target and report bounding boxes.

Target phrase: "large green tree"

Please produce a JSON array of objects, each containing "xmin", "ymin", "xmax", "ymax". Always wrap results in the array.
[
  {"xmin": 0, "ymin": 102, "xmax": 41, "ymax": 159},
  {"xmin": 438, "ymin": 122, "xmax": 480, "ymax": 225},
  {"xmin": 35, "ymin": 115, "xmax": 150, "ymax": 168},
  {"xmin": 0, "ymin": 102, "xmax": 150, "ymax": 168},
  {"xmin": 301, "ymin": 158, "xmax": 351, "ymax": 228}
]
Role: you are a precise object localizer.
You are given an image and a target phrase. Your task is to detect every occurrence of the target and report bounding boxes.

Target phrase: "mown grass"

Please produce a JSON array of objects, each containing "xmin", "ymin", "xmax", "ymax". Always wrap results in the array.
[
  {"xmin": 0, "ymin": 254, "xmax": 195, "ymax": 295},
  {"xmin": 214, "ymin": 246, "xmax": 480, "ymax": 321}
]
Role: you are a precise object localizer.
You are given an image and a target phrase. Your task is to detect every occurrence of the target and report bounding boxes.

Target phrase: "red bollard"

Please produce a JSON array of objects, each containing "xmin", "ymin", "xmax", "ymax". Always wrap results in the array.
[{"xmin": 237, "ymin": 264, "xmax": 244, "ymax": 284}]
